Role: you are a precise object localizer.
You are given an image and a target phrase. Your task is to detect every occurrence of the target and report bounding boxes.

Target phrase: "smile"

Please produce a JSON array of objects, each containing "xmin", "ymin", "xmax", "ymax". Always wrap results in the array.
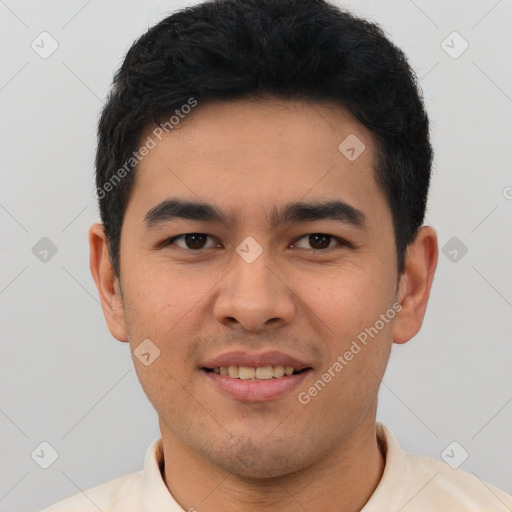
[
  {"xmin": 201, "ymin": 365, "xmax": 313, "ymax": 402},
  {"xmin": 204, "ymin": 365, "xmax": 309, "ymax": 380}
]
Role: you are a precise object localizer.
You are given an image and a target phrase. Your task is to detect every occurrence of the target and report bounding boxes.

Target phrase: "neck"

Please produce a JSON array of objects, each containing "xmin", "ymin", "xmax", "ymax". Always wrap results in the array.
[{"xmin": 160, "ymin": 417, "xmax": 385, "ymax": 512}]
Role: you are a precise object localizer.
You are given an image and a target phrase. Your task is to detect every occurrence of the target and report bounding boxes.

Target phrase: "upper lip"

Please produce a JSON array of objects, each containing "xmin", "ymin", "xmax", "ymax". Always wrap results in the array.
[{"xmin": 201, "ymin": 350, "xmax": 312, "ymax": 371}]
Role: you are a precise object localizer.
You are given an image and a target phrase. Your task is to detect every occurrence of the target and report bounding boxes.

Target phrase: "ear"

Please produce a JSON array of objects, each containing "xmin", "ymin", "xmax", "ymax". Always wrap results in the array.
[
  {"xmin": 393, "ymin": 226, "xmax": 438, "ymax": 345},
  {"xmin": 89, "ymin": 223, "xmax": 128, "ymax": 342}
]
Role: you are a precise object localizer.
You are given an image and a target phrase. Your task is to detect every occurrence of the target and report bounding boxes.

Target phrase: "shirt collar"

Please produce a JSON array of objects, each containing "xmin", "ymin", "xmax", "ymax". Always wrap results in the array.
[
  {"xmin": 141, "ymin": 436, "xmax": 183, "ymax": 510},
  {"xmin": 361, "ymin": 422, "xmax": 409, "ymax": 511}
]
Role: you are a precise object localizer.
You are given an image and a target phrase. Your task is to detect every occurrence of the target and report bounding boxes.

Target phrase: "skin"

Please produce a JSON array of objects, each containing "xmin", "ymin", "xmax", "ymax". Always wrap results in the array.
[{"xmin": 89, "ymin": 98, "xmax": 438, "ymax": 512}]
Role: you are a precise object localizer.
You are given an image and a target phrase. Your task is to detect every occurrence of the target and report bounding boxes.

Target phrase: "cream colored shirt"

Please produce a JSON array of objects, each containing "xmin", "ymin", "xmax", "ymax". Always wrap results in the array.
[{"xmin": 41, "ymin": 422, "xmax": 512, "ymax": 511}]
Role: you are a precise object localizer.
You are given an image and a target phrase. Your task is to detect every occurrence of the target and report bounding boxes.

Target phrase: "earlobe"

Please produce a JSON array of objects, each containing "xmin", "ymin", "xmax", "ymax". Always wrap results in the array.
[
  {"xmin": 88, "ymin": 223, "xmax": 128, "ymax": 342},
  {"xmin": 392, "ymin": 226, "xmax": 438, "ymax": 345}
]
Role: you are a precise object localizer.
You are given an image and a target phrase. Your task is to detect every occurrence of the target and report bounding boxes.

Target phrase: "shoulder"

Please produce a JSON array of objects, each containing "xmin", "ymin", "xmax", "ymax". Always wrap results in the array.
[
  {"xmin": 370, "ymin": 423, "xmax": 512, "ymax": 512},
  {"xmin": 402, "ymin": 450, "xmax": 512, "ymax": 510},
  {"xmin": 40, "ymin": 470, "xmax": 144, "ymax": 512}
]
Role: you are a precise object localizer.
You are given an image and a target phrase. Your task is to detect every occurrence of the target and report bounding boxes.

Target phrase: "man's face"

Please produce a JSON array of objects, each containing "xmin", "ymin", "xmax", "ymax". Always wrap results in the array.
[{"xmin": 110, "ymin": 99, "xmax": 403, "ymax": 477}]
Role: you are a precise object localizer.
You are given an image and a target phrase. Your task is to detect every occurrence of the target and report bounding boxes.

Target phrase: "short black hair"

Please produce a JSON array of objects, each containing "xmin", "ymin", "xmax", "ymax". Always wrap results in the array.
[{"xmin": 95, "ymin": 0, "xmax": 432, "ymax": 278}]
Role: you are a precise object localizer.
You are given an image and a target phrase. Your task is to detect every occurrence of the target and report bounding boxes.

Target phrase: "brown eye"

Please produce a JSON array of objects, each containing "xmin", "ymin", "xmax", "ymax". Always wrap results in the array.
[
  {"xmin": 308, "ymin": 234, "xmax": 331, "ymax": 249},
  {"xmin": 166, "ymin": 233, "xmax": 216, "ymax": 250},
  {"xmin": 292, "ymin": 233, "xmax": 347, "ymax": 250}
]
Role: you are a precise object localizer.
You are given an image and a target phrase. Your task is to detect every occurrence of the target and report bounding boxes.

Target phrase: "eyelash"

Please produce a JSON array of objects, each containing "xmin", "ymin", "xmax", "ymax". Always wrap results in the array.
[{"xmin": 162, "ymin": 233, "xmax": 351, "ymax": 252}]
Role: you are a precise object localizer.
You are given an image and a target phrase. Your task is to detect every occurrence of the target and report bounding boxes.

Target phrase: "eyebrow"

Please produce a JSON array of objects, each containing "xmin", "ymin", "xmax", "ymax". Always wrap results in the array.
[{"xmin": 144, "ymin": 198, "xmax": 367, "ymax": 231}]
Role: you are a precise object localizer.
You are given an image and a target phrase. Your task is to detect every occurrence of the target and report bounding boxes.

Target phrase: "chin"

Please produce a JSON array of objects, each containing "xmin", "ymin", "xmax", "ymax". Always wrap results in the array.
[
  {"xmin": 209, "ymin": 441, "xmax": 312, "ymax": 480},
  {"xmin": 222, "ymin": 457, "xmax": 302, "ymax": 480}
]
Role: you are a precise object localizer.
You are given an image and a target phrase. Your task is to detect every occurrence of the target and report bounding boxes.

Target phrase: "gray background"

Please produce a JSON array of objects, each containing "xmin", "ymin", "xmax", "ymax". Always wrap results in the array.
[{"xmin": 0, "ymin": 0, "xmax": 511, "ymax": 510}]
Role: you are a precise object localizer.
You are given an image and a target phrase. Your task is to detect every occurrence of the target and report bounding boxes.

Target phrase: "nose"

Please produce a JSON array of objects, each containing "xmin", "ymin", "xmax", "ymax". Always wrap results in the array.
[{"xmin": 213, "ymin": 247, "xmax": 296, "ymax": 333}]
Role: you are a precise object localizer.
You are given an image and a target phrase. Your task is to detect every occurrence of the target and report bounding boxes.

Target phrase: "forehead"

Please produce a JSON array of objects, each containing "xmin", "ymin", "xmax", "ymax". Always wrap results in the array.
[{"xmin": 127, "ymin": 98, "xmax": 387, "ymax": 230}]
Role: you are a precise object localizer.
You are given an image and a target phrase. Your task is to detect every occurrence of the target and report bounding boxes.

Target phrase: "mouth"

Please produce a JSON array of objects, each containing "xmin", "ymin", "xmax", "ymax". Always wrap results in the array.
[
  {"xmin": 199, "ymin": 351, "xmax": 314, "ymax": 402},
  {"xmin": 203, "ymin": 365, "xmax": 311, "ymax": 380}
]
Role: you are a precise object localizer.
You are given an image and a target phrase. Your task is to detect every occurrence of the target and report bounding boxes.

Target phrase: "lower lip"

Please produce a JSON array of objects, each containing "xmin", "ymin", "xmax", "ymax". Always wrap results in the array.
[{"xmin": 201, "ymin": 369, "xmax": 312, "ymax": 402}]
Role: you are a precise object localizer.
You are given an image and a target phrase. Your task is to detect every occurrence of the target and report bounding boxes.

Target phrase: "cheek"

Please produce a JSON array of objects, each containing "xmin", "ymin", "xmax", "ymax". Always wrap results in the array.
[
  {"xmin": 122, "ymin": 263, "xmax": 210, "ymax": 367},
  {"xmin": 124, "ymin": 263, "xmax": 193, "ymax": 323},
  {"xmin": 296, "ymin": 262, "xmax": 392, "ymax": 339}
]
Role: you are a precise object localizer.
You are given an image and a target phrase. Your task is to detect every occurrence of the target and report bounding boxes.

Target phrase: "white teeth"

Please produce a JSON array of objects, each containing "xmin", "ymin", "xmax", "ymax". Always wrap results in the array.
[
  {"xmin": 210, "ymin": 365, "xmax": 300, "ymax": 380},
  {"xmin": 255, "ymin": 366, "xmax": 273, "ymax": 379},
  {"xmin": 239, "ymin": 366, "xmax": 255, "ymax": 379},
  {"xmin": 273, "ymin": 365, "xmax": 285, "ymax": 378}
]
